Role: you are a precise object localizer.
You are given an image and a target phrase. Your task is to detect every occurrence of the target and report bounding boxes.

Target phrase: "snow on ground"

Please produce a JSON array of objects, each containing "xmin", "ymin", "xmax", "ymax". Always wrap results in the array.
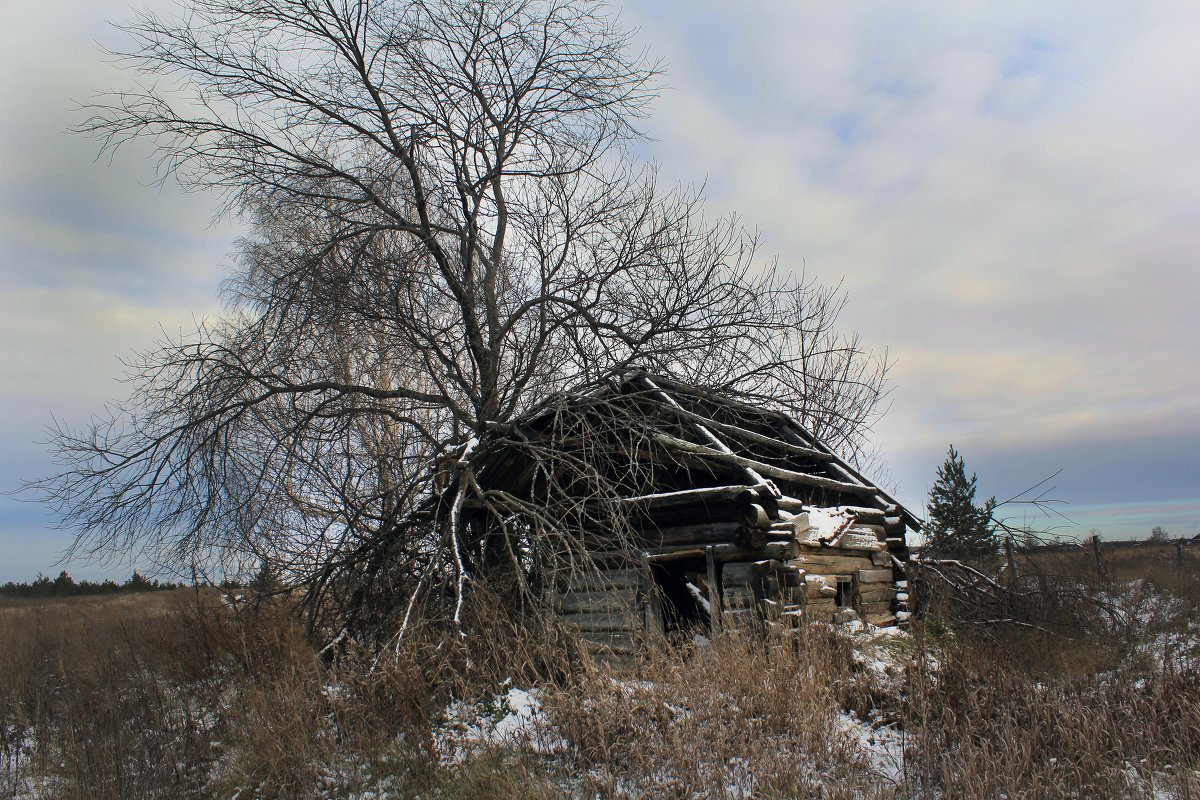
[
  {"xmin": 437, "ymin": 684, "xmax": 564, "ymax": 763},
  {"xmin": 838, "ymin": 711, "xmax": 905, "ymax": 787}
]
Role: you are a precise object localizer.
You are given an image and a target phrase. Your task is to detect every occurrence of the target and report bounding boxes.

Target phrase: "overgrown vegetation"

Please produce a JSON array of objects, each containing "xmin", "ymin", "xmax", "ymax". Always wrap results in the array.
[{"xmin": 3, "ymin": 555, "xmax": 1198, "ymax": 799}]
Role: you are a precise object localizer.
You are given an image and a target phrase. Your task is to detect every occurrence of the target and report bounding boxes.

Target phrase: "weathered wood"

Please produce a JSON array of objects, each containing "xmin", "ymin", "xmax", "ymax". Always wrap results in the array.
[
  {"xmin": 870, "ymin": 550, "xmax": 892, "ymax": 567},
  {"xmin": 644, "ymin": 547, "xmax": 708, "ymax": 563},
  {"xmin": 641, "ymin": 521, "xmax": 748, "ymax": 546},
  {"xmin": 857, "ymin": 586, "xmax": 896, "ymax": 603},
  {"xmin": 779, "ymin": 565, "xmax": 804, "ymax": 587},
  {"xmin": 646, "ymin": 398, "xmax": 835, "ymax": 462},
  {"xmin": 562, "ymin": 611, "xmax": 641, "ymax": 631},
  {"xmin": 1092, "ymin": 534, "xmax": 1107, "ymax": 580},
  {"xmin": 858, "ymin": 601, "xmax": 894, "ymax": 615},
  {"xmin": 737, "ymin": 526, "xmax": 769, "ymax": 550},
  {"xmin": 706, "ymin": 545, "xmax": 723, "ymax": 633},
  {"xmin": 723, "ymin": 560, "xmax": 776, "ymax": 584},
  {"xmin": 857, "ymin": 569, "xmax": 893, "ymax": 583},
  {"xmin": 792, "ymin": 553, "xmax": 875, "ymax": 574},
  {"xmin": 635, "ymin": 375, "xmax": 770, "ymax": 487},
  {"xmin": 549, "ymin": 588, "xmax": 639, "ymax": 613},
  {"xmin": 567, "ymin": 568, "xmax": 648, "ymax": 590},
  {"xmin": 837, "ymin": 532, "xmax": 886, "ymax": 552},
  {"xmin": 579, "ymin": 631, "xmax": 639, "ymax": 654},
  {"xmin": 647, "ymin": 431, "xmax": 876, "ymax": 496},
  {"xmin": 642, "ymin": 540, "xmax": 799, "ymax": 562},
  {"xmin": 622, "ymin": 485, "xmax": 757, "ymax": 512},
  {"xmin": 833, "ymin": 505, "xmax": 891, "ymax": 521}
]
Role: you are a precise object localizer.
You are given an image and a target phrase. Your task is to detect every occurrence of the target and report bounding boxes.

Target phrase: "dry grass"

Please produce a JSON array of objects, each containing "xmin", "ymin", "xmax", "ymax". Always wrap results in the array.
[
  {"xmin": 2, "ymin": 562, "xmax": 1198, "ymax": 799},
  {"xmin": 540, "ymin": 630, "xmax": 888, "ymax": 799}
]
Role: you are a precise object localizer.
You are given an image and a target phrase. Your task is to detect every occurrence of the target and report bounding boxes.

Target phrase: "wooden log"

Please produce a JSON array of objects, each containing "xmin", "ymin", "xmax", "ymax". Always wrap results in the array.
[
  {"xmin": 833, "ymin": 505, "xmax": 891, "ymax": 521},
  {"xmin": 853, "ymin": 523, "xmax": 888, "ymax": 539},
  {"xmin": 580, "ymin": 631, "xmax": 639, "ymax": 653},
  {"xmin": 745, "ymin": 504, "xmax": 772, "ymax": 528},
  {"xmin": 642, "ymin": 540, "xmax": 799, "ymax": 562},
  {"xmin": 723, "ymin": 560, "xmax": 776, "ymax": 583},
  {"xmin": 857, "ymin": 587, "xmax": 896, "ymax": 604},
  {"xmin": 562, "ymin": 611, "xmax": 641, "ymax": 631},
  {"xmin": 641, "ymin": 521, "xmax": 748, "ymax": 546},
  {"xmin": 792, "ymin": 553, "xmax": 875, "ymax": 574},
  {"xmin": 549, "ymin": 589, "xmax": 639, "ymax": 613},
  {"xmin": 858, "ymin": 601, "xmax": 894, "ymax": 615},
  {"xmin": 737, "ymin": 526, "xmax": 769, "ymax": 551},
  {"xmin": 857, "ymin": 569, "xmax": 893, "ymax": 584},
  {"xmin": 779, "ymin": 565, "xmax": 805, "ymax": 587},
  {"xmin": 871, "ymin": 550, "xmax": 892, "ymax": 567},
  {"xmin": 863, "ymin": 613, "xmax": 897, "ymax": 627},
  {"xmin": 837, "ymin": 532, "xmax": 886, "ymax": 552},
  {"xmin": 637, "ymin": 497, "xmax": 772, "ymax": 530},
  {"xmin": 646, "ymin": 432, "xmax": 876, "ymax": 496},
  {"xmin": 659, "ymin": 402, "xmax": 834, "ymax": 462},
  {"xmin": 567, "ymin": 568, "xmax": 648, "ymax": 590},
  {"xmin": 644, "ymin": 548, "xmax": 708, "ymax": 563},
  {"xmin": 622, "ymin": 485, "xmax": 756, "ymax": 513}
]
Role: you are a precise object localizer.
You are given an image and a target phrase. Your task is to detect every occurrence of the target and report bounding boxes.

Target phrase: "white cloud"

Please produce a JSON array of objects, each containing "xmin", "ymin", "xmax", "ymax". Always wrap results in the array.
[
  {"xmin": 2, "ymin": 0, "xmax": 1198, "ymax": 572},
  {"xmin": 624, "ymin": 1, "xmax": 1200, "ymax": 504}
]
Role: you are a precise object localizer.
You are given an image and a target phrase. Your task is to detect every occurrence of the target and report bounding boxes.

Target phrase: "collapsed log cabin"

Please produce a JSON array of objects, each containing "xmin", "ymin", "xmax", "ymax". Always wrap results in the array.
[{"xmin": 456, "ymin": 371, "xmax": 920, "ymax": 659}]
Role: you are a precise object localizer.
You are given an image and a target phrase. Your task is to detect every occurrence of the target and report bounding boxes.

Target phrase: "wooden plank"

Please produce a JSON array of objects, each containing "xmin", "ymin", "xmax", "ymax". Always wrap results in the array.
[
  {"xmin": 646, "ymin": 432, "xmax": 876, "ymax": 496},
  {"xmin": 857, "ymin": 569, "xmax": 893, "ymax": 583},
  {"xmin": 723, "ymin": 560, "xmax": 775, "ymax": 583},
  {"xmin": 644, "ymin": 540, "xmax": 799, "ymax": 562},
  {"xmin": 562, "ymin": 611, "xmax": 641, "ymax": 631},
  {"xmin": 838, "ymin": 532, "xmax": 886, "ymax": 552},
  {"xmin": 792, "ymin": 554, "xmax": 874, "ymax": 574},
  {"xmin": 622, "ymin": 485, "xmax": 757, "ymax": 512},
  {"xmin": 779, "ymin": 565, "xmax": 804, "ymax": 587},
  {"xmin": 549, "ymin": 589, "xmax": 640, "ymax": 613},
  {"xmin": 580, "ymin": 631, "xmax": 639, "ymax": 654},
  {"xmin": 640, "ymin": 521, "xmax": 746, "ymax": 546},
  {"xmin": 858, "ymin": 601, "xmax": 894, "ymax": 614},
  {"xmin": 566, "ymin": 567, "xmax": 649, "ymax": 590},
  {"xmin": 857, "ymin": 588, "xmax": 896, "ymax": 604}
]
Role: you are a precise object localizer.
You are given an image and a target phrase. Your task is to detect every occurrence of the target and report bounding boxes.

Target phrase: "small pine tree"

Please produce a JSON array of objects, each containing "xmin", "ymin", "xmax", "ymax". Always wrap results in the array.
[{"xmin": 923, "ymin": 445, "xmax": 998, "ymax": 559}]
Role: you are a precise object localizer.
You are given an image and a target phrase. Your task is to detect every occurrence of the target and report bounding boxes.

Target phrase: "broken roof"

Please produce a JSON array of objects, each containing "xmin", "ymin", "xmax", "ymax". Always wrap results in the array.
[{"xmin": 467, "ymin": 370, "xmax": 920, "ymax": 533}]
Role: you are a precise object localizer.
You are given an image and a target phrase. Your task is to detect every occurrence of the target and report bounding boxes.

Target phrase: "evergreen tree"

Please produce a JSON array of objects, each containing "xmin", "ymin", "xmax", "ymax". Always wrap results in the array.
[{"xmin": 923, "ymin": 445, "xmax": 998, "ymax": 559}]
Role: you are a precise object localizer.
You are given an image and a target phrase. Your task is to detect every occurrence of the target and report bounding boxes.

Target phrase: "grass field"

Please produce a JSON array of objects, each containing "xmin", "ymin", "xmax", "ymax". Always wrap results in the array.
[{"xmin": 2, "ymin": 561, "xmax": 1198, "ymax": 799}]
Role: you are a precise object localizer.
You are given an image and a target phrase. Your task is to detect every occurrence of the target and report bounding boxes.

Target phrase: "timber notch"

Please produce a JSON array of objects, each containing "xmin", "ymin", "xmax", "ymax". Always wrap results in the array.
[{"xmin": 449, "ymin": 371, "xmax": 919, "ymax": 659}]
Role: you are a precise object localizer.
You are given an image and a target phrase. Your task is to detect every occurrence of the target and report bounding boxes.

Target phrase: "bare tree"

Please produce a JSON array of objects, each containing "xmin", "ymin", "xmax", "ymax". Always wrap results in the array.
[{"xmin": 38, "ymin": 0, "xmax": 888, "ymax": 644}]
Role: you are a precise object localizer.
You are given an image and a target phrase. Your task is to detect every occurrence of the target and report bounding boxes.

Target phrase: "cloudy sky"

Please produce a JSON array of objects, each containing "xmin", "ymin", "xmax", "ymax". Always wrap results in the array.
[{"xmin": 2, "ymin": 0, "xmax": 1198, "ymax": 581}]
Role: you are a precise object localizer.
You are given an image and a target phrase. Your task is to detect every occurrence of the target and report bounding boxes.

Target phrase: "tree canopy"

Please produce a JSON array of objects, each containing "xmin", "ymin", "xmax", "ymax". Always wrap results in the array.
[{"xmin": 37, "ymin": 0, "xmax": 890, "ymax": 645}]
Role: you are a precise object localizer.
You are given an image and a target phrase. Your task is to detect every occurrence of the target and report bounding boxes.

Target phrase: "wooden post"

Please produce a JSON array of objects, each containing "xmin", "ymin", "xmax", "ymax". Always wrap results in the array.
[
  {"xmin": 1091, "ymin": 534, "xmax": 1107, "ymax": 581},
  {"xmin": 1176, "ymin": 540, "xmax": 1186, "ymax": 571},
  {"xmin": 706, "ymin": 545, "xmax": 723, "ymax": 635}
]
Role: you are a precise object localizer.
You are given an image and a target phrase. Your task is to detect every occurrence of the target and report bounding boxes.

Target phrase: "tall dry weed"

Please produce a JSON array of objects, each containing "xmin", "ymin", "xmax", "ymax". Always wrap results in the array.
[{"xmin": 542, "ymin": 629, "xmax": 893, "ymax": 799}]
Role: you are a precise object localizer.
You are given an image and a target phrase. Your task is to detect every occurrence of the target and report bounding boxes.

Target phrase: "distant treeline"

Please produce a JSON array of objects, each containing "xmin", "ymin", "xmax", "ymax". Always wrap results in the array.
[{"xmin": 0, "ymin": 571, "xmax": 183, "ymax": 598}]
